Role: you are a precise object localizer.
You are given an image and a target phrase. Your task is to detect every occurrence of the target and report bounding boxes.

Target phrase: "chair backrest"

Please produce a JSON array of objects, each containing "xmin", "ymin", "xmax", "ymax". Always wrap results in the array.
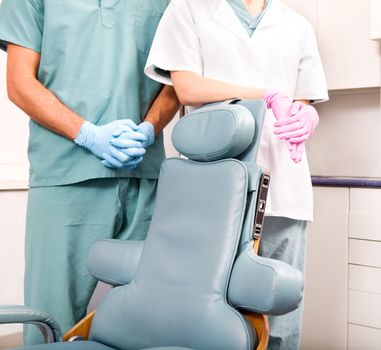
[{"xmin": 88, "ymin": 100, "xmax": 303, "ymax": 350}]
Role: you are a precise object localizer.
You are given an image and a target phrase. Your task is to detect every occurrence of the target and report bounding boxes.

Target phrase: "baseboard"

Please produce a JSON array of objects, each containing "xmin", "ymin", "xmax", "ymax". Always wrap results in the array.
[{"xmin": 0, "ymin": 332, "xmax": 23, "ymax": 349}]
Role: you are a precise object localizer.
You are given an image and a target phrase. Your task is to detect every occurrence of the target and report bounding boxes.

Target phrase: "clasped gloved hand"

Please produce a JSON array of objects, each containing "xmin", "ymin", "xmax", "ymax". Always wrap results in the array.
[
  {"xmin": 111, "ymin": 121, "xmax": 155, "ymax": 150},
  {"xmin": 264, "ymin": 91, "xmax": 319, "ymax": 164},
  {"xmin": 264, "ymin": 91, "xmax": 301, "ymax": 163},
  {"xmin": 103, "ymin": 120, "xmax": 155, "ymax": 170},
  {"xmin": 74, "ymin": 119, "xmax": 147, "ymax": 169},
  {"xmin": 273, "ymin": 102, "xmax": 319, "ymax": 163},
  {"xmin": 274, "ymin": 102, "xmax": 319, "ymax": 143},
  {"xmin": 264, "ymin": 90, "xmax": 293, "ymax": 122}
]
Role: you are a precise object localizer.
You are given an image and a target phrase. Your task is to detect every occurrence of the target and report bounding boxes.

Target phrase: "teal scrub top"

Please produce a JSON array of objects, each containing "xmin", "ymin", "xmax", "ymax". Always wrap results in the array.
[
  {"xmin": 0, "ymin": 0, "xmax": 170, "ymax": 187},
  {"xmin": 227, "ymin": 0, "xmax": 272, "ymax": 36}
]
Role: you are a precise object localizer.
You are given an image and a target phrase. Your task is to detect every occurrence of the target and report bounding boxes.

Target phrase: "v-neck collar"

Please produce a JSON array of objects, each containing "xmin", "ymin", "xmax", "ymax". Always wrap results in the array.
[
  {"xmin": 212, "ymin": 0, "xmax": 283, "ymax": 40},
  {"xmin": 226, "ymin": 0, "xmax": 272, "ymax": 37}
]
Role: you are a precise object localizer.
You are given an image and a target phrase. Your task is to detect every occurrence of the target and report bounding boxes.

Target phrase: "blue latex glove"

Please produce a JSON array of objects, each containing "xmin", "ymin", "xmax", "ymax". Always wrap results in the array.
[
  {"xmin": 74, "ymin": 120, "xmax": 146, "ymax": 166},
  {"xmin": 101, "ymin": 125, "xmax": 149, "ymax": 169},
  {"xmin": 103, "ymin": 121, "xmax": 155, "ymax": 170},
  {"xmin": 111, "ymin": 121, "xmax": 155, "ymax": 150},
  {"xmin": 137, "ymin": 121, "xmax": 155, "ymax": 148}
]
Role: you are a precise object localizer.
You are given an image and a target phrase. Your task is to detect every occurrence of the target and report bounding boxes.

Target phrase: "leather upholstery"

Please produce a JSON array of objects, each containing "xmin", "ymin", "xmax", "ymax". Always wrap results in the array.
[
  {"xmin": 90, "ymin": 158, "xmax": 256, "ymax": 350},
  {"xmin": 172, "ymin": 104, "xmax": 255, "ymax": 162},
  {"xmin": 87, "ymin": 240, "xmax": 144, "ymax": 286},
  {"xmin": 228, "ymin": 247, "xmax": 304, "ymax": 315}
]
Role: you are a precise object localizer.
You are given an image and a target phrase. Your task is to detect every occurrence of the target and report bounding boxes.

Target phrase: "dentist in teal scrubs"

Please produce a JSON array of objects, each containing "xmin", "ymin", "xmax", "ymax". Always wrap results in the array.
[{"xmin": 0, "ymin": 0, "xmax": 179, "ymax": 345}]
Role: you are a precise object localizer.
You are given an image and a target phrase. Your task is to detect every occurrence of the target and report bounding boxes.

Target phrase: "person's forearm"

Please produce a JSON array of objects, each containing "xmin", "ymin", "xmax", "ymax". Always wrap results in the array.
[
  {"xmin": 7, "ymin": 76, "xmax": 84, "ymax": 140},
  {"xmin": 170, "ymin": 71, "xmax": 266, "ymax": 107},
  {"xmin": 7, "ymin": 44, "xmax": 84, "ymax": 140},
  {"xmin": 144, "ymin": 85, "xmax": 180, "ymax": 135},
  {"xmin": 294, "ymin": 99, "xmax": 310, "ymax": 105}
]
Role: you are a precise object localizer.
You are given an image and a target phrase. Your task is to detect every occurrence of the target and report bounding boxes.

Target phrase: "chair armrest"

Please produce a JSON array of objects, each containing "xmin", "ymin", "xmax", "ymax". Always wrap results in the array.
[
  {"xmin": 87, "ymin": 239, "xmax": 144, "ymax": 286},
  {"xmin": 228, "ymin": 248, "xmax": 304, "ymax": 316},
  {"xmin": 0, "ymin": 305, "xmax": 62, "ymax": 343}
]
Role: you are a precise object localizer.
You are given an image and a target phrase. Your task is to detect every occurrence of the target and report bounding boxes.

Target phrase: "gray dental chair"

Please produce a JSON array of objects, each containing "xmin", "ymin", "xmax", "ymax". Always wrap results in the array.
[{"xmin": 0, "ymin": 99, "xmax": 304, "ymax": 350}]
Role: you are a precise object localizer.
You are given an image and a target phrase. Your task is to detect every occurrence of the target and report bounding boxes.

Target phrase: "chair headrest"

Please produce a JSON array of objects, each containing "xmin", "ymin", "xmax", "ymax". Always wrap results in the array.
[{"xmin": 172, "ymin": 103, "xmax": 255, "ymax": 162}]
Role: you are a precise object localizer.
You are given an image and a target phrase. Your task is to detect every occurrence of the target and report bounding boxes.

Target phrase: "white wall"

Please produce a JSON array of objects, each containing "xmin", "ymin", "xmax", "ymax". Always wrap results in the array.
[
  {"xmin": 0, "ymin": 43, "xmax": 29, "ymax": 342},
  {"xmin": 0, "ymin": 44, "xmax": 29, "ymax": 189},
  {"xmin": 0, "ymin": 191, "xmax": 27, "ymax": 339}
]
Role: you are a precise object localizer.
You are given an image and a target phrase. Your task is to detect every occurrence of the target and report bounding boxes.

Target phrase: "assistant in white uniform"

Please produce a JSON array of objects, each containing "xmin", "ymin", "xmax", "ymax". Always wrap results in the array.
[{"xmin": 145, "ymin": 0, "xmax": 328, "ymax": 349}]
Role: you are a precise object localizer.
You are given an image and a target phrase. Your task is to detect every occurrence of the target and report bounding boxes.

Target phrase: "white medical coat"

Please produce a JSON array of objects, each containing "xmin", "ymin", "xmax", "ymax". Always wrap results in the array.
[{"xmin": 145, "ymin": 0, "xmax": 329, "ymax": 221}]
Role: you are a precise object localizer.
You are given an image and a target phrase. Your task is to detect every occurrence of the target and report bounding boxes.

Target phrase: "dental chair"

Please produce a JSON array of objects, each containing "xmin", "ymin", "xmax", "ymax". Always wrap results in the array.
[{"xmin": 0, "ymin": 99, "xmax": 304, "ymax": 350}]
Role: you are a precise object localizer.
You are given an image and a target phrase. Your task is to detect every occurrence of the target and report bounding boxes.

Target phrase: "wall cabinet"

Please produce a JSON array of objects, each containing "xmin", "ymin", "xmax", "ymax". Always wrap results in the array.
[
  {"xmin": 302, "ymin": 187, "xmax": 381, "ymax": 349},
  {"xmin": 318, "ymin": 0, "xmax": 380, "ymax": 90},
  {"xmin": 283, "ymin": 0, "xmax": 381, "ymax": 90}
]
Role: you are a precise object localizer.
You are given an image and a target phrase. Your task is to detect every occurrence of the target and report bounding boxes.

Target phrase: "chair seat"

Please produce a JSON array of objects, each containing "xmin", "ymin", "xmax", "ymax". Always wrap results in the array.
[{"xmin": 14, "ymin": 342, "xmax": 194, "ymax": 350}]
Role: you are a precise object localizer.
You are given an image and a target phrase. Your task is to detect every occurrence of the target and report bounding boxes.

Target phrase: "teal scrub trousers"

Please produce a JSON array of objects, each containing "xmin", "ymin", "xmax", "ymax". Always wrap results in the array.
[
  {"xmin": 259, "ymin": 217, "xmax": 307, "ymax": 350},
  {"xmin": 24, "ymin": 177, "xmax": 158, "ymax": 345}
]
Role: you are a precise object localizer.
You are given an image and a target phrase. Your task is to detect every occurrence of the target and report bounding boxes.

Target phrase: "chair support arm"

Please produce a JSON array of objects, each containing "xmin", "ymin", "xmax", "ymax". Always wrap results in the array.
[{"xmin": 0, "ymin": 305, "xmax": 63, "ymax": 343}]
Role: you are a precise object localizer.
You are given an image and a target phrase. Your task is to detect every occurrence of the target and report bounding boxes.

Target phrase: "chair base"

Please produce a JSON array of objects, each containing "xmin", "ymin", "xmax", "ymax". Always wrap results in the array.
[
  {"xmin": 243, "ymin": 312, "xmax": 269, "ymax": 350},
  {"xmin": 63, "ymin": 310, "xmax": 269, "ymax": 350}
]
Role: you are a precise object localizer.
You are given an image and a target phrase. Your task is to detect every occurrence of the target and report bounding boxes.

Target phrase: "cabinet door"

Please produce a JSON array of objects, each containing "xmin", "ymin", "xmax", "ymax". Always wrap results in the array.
[
  {"xmin": 350, "ymin": 189, "xmax": 381, "ymax": 241},
  {"xmin": 349, "ymin": 239, "xmax": 381, "ymax": 268},
  {"xmin": 349, "ymin": 265, "xmax": 381, "ymax": 295},
  {"xmin": 348, "ymin": 324, "xmax": 381, "ymax": 350},
  {"xmin": 317, "ymin": 0, "xmax": 381, "ymax": 89},
  {"xmin": 349, "ymin": 290, "xmax": 381, "ymax": 329}
]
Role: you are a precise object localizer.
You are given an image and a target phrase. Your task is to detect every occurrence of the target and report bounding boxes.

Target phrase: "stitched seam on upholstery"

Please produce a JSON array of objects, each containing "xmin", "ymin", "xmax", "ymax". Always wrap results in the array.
[
  {"xmin": 87, "ymin": 271, "xmax": 126, "ymax": 286},
  {"xmin": 219, "ymin": 160, "xmax": 253, "ymax": 350}
]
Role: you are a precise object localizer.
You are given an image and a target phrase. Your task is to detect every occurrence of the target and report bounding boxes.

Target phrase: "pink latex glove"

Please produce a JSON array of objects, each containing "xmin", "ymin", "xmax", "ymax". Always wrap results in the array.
[
  {"xmin": 286, "ymin": 141, "xmax": 305, "ymax": 164},
  {"xmin": 283, "ymin": 102, "xmax": 305, "ymax": 163},
  {"xmin": 273, "ymin": 103, "xmax": 319, "ymax": 143},
  {"xmin": 264, "ymin": 91, "xmax": 303, "ymax": 163},
  {"xmin": 263, "ymin": 90, "xmax": 293, "ymax": 121}
]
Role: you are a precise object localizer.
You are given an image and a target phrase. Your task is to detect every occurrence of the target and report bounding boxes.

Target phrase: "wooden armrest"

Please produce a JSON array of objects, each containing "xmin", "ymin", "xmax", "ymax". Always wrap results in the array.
[
  {"xmin": 243, "ymin": 312, "xmax": 269, "ymax": 350},
  {"xmin": 63, "ymin": 310, "xmax": 96, "ymax": 341}
]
